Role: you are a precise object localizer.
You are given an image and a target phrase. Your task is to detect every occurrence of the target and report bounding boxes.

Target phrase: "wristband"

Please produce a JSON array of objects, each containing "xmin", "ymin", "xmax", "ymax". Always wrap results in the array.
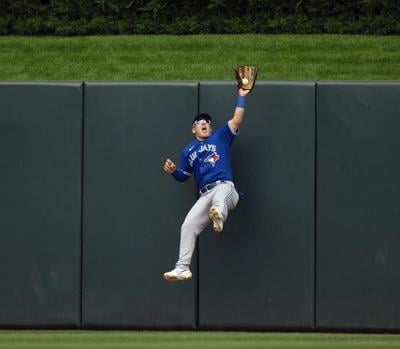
[{"xmin": 236, "ymin": 95, "xmax": 246, "ymax": 108}]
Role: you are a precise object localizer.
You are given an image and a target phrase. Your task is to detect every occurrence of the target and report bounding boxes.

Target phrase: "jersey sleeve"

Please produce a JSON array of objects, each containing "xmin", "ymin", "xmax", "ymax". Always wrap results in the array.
[
  {"xmin": 172, "ymin": 150, "xmax": 192, "ymax": 182},
  {"xmin": 217, "ymin": 122, "xmax": 237, "ymax": 146}
]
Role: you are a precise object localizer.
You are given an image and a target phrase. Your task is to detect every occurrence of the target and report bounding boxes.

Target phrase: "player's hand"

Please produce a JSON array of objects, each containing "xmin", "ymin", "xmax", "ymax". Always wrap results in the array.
[
  {"xmin": 164, "ymin": 158, "xmax": 177, "ymax": 174},
  {"xmin": 239, "ymin": 88, "xmax": 250, "ymax": 97}
]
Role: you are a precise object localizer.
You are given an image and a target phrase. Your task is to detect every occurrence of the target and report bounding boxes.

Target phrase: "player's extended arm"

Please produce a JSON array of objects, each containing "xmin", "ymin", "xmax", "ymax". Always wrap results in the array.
[{"xmin": 228, "ymin": 88, "xmax": 250, "ymax": 132}]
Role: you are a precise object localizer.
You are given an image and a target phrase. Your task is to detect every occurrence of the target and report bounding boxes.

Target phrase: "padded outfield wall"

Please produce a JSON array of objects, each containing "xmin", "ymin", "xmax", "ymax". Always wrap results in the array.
[
  {"xmin": 0, "ymin": 82, "xmax": 82, "ymax": 327},
  {"xmin": 316, "ymin": 82, "xmax": 400, "ymax": 331},
  {"xmin": 0, "ymin": 81, "xmax": 399, "ymax": 331}
]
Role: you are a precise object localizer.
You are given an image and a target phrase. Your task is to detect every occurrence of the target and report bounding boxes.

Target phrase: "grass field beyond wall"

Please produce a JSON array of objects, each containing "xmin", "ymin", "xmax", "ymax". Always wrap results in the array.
[
  {"xmin": 1, "ymin": 331, "xmax": 400, "ymax": 349},
  {"xmin": 0, "ymin": 35, "xmax": 400, "ymax": 80}
]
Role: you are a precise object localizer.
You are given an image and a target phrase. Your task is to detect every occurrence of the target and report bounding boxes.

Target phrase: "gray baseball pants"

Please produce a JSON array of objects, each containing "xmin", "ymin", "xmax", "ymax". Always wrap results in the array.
[{"xmin": 175, "ymin": 181, "xmax": 239, "ymax": 270}]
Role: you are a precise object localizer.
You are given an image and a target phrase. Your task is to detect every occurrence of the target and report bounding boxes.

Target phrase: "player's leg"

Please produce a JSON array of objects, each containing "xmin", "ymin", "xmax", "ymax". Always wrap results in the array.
[
  {"xmin": 164, "ymin": 193, "xmax": 212, "ymax": 281},
  {"xmin": 176, "ymin": 193, "xmax": 212, "ymax": 268},
  {"xmin": 209, "ymin": 182, "xmax": 239, "ymax": 233}
]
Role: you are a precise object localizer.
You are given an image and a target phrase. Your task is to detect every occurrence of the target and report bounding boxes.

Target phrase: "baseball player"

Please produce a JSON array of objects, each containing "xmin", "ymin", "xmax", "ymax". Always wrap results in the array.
[{"xmin": 163, "ymin": 88, "xmax": 250, "ymax": 281}]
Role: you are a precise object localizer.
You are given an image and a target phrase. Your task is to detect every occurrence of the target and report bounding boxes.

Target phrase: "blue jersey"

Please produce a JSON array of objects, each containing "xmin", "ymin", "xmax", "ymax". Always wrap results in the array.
[{"xmin": 173, "ymin": 123, "xmax": 237, "ymax": 189}]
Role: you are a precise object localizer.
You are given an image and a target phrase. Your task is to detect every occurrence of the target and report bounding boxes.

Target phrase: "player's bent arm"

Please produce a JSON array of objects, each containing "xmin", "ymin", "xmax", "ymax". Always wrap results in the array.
[
  {"xmin": 172, "ymin": 169, "xmax": 190, "ymax": 182},
  {"xmin": 229, "ymin": 89, "xmax": 250, "ymax": 132},
  {"xmin": 163, "ymin": 158, "xmax": 190, "ymax": 182},
  {"xmin": 164, "ymin": 158, "xmax": 176, "ymax": 173}
]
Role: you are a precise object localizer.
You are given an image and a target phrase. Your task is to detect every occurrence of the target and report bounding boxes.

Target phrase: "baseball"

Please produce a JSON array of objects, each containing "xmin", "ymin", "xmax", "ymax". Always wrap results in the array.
[{"xmin": 242, "ymin": 78, "xmax": 249, "ymax": 85}]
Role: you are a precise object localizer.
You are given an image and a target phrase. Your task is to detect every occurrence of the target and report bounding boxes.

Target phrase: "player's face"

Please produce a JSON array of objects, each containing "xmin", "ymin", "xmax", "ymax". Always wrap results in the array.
[{"xmin": 192, "ymin": 119, "xmax": 212, "ymax": 140}]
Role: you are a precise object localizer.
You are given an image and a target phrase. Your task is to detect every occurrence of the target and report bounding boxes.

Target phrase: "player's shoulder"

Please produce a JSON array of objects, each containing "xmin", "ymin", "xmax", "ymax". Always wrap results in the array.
[
  {"xmin": 212, "ymin": 123, "xmax": 227, "ymax": 133},
  {"xmin": 183, "ymin": 139, "xmax": 199, "ymax": 155},
  {"xmin": 213, "ymin": 122, "xmax": 236, "ymax": 137}
]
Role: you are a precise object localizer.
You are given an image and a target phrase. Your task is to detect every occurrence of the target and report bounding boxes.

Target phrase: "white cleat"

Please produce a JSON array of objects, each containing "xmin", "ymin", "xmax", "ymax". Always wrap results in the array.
[
  {"xmin": 209, "ymin": 206, "xmax": 223, "ymax": 234},
  {"xmin": 163, "ymin": 268, "xmax": 192, "ymax": 282}
]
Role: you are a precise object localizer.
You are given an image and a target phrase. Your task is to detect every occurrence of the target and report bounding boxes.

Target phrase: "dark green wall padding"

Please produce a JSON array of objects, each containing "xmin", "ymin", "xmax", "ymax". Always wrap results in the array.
[
  {"xmin": 316, "ymin": 82, "xmax": 400, "ymax": 331},
  {"xmin": 82, "ymin": 83, "xmax": 199, "ymax": 328},
  {"xmin": 1, "ymin": 81, "xmax": 400, "ymax": 331},
  {"xmin": 0, "ymin": 83, "xmax": 82, "ymax": 327},
  {"xmin": 197, "ymin": 82, "xmax": 316, "ymax": 330}
]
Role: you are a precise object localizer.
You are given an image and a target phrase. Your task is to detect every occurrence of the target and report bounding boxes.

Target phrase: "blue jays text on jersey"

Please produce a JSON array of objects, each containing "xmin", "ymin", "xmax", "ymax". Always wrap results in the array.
[{"xmin": 172, "ymin": 122, "xmax": 237, "ymax": 189}]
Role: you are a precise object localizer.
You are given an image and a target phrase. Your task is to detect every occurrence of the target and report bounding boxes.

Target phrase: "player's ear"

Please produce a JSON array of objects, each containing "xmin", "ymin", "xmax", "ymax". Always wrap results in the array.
[{"xmin": 192, "ymin": 127, "xmax": 196, "ymax": 134}]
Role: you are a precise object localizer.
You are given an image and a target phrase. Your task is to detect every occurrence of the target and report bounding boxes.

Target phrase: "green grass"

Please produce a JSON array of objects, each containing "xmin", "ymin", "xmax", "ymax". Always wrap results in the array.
[
  {"xmin": 0, "ymin": 35, "xmax": 400, "ymax": 80},
  {"xmin": 1, "ymin": 331, "xmax": 400, "ymax": 349}
]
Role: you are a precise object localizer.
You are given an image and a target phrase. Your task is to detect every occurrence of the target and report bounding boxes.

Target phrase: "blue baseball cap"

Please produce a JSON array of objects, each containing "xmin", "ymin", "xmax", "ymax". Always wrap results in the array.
[{"xmin": 192, "ymin": 113, "xmax": 212, "ymax": 126}]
